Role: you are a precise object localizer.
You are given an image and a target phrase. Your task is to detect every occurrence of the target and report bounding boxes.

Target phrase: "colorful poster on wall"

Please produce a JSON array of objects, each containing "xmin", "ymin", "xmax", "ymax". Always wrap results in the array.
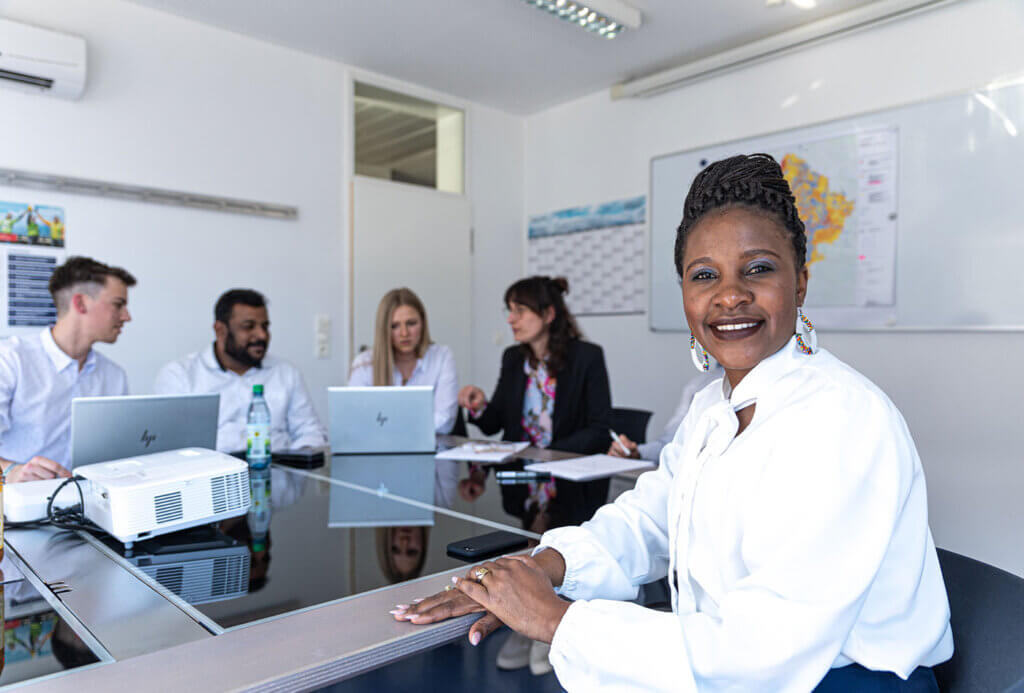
[
  {"xmin": 0, "ymin": 201, "xmax": 65, "ymax": 248},
  {"xmin": 527, "ymin": 196, "xmax": 646, "ymax": 316}
]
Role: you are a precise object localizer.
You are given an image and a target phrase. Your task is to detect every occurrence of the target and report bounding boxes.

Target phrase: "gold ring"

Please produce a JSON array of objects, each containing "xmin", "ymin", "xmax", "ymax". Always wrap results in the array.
[
  {"xmin": 444, "ymin": 584, "xmax": 455, "ymax": 591},
  {"xmin": 474, "ymin": 567, "xmax": 490, "ymax": 581}
]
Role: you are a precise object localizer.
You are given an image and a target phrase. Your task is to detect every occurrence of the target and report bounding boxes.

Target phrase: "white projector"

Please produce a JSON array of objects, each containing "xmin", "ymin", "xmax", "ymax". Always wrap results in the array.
[{"xmin": 76, "ymin": 448, "xmax": 250, "ymax": 545}]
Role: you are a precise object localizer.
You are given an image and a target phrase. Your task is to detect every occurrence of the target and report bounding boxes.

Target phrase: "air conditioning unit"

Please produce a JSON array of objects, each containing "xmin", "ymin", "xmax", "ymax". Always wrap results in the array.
[{"xmin": 0, "ymin": 19, "xmax": 87, "ymax": 99}]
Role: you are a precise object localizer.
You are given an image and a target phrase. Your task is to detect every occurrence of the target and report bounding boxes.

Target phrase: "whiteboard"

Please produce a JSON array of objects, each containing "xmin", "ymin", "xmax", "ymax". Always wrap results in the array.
[{"xmin": 650, "ymin": 80, "xmax": 1024, "ymax": 332}]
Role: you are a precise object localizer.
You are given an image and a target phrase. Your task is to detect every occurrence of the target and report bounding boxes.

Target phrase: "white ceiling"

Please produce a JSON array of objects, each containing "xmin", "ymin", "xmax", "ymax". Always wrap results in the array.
[{"xmin": 126, "ymin": 0, "xmax": 879, "ymax": 114}]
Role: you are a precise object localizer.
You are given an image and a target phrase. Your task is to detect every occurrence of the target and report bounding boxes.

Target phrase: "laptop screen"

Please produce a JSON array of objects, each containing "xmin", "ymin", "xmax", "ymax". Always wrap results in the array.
[{"xmin": 70, "ymin": 393, "xmax": 219, "ymax": 467}]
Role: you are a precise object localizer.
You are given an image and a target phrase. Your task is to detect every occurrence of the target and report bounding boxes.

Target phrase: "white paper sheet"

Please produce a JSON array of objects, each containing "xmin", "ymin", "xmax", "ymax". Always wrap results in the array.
[{"xmin": 523, "ymin": 454, "xmax": 655, "ymax": 482}]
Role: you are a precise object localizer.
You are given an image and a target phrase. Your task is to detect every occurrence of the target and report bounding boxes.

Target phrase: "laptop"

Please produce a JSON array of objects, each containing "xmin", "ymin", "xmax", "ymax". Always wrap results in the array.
[
  {"xmin": 70, "ymin": 393, "xmax": 219, "ymax": 468},
  {"xmin": 328, "ymin": 386, "xmax": 435, "ymax": 454}
]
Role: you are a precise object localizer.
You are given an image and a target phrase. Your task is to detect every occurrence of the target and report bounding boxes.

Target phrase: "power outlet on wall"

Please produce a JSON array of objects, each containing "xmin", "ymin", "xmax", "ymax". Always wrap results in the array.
[{"xmin": 314, "ymin": 313, "xmax": 330, "ymax": 359}]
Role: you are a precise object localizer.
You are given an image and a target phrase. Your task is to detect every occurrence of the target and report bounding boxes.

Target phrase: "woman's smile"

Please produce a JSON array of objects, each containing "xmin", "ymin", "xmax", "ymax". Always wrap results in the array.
[{"xmin": 681, "ymin": 206, "xmax": 808, "ymax": 388}]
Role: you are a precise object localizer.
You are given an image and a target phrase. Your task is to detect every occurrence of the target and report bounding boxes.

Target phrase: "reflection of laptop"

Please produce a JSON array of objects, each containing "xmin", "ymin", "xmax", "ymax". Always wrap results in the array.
[
  {"xmin": 328, "ymin": 386, "xmax": 434, "ymax": 454},
  {"xmin": 71, "ymin": 393, "xmax": 219, "ymax": 468},
  {"xmin": 328, "ymin": 454, "xmax": 436, "ymax": 527}
]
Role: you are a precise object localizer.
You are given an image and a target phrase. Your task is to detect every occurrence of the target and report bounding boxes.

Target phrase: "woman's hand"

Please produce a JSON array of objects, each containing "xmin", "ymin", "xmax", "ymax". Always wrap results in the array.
[
  {"xmin": 458, "ymin": 385, "xmax": 487, "ymax": 414},
  {"xmin": 390, "ymin": 570, "xmax": 506, "ymax": 646},
  {"xmin": 456, "ymin": 556, "xmax": 569, "ymax": 644},
  {"xmin": 607, "ymin": 434, "xmax": 640, "ymax": 459}
]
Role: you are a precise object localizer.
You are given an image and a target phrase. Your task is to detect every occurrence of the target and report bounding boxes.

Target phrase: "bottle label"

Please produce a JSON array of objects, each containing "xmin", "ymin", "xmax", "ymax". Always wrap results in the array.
[{"xmin": 246, "ymin": 423, "xmax": 271, "ymax": 465}]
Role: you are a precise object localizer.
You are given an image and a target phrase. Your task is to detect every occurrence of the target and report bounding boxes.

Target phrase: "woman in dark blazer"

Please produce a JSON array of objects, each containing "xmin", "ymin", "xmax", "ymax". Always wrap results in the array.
[{"xmin": 459, "ymin": 275, "xmax": 612, "ymax": 531}]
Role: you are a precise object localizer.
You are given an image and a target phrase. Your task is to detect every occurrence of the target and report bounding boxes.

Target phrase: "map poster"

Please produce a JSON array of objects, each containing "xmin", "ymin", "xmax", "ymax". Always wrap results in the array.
[
  {"xmin": 527, "ymin": 196, "xmax": 646, "ymax": 316},
  {"xmin": 773, "ymin": 127, "xmax": 898, "ymax": 311}
]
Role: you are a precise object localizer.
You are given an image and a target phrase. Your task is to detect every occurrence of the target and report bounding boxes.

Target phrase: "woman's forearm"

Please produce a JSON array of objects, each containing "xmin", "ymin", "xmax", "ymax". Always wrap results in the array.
[{"xmin": 532, "ymin": 547, "xmax": 566, "ymax": 588}]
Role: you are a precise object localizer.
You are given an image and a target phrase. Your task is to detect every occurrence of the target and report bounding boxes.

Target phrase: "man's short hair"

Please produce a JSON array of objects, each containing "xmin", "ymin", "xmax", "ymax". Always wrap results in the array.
[
  {"xmin": 48, "ymin": 256, "xmax": 137, "ymax": 315},
  {"xmin": 214, "ymin": 289, "xmax": 267, "ymax": 324}
]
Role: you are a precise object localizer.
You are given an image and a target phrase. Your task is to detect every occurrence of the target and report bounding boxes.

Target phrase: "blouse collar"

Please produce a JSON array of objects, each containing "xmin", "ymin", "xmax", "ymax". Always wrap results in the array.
[{"xmin": 720, "ymin": 335, "xmax": 808, "ymax": 411}]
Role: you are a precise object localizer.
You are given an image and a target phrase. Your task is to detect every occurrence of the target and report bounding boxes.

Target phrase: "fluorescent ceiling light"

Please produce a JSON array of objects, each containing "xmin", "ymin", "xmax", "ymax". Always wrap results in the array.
[
  {"xmin": 614, "ymin": 0, "xmax": 960, "ymax": 99},
  {"xmin": 520, "ymin": 0, "xmax": 642, "ymax": 39},
  {"xmin": 790, "ymin": 0, "xmax": 818, "ymax": 9}
]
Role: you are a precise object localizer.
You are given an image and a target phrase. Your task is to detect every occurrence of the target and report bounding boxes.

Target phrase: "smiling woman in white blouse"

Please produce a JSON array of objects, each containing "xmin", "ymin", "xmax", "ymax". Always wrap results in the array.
[
  {"xmin": 348, "ymin": 287, "xmax": 458, "ymax": 435},
  {"xmin": 395, "ymin": 154, "xmax": 953, "ymax": 692}
]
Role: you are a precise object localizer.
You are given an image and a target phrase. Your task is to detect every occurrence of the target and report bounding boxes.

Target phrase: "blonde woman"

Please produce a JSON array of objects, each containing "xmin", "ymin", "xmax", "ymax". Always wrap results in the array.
[{"xmin": 348, "ymin": 288, "xmax": 458, "ymax": 435}]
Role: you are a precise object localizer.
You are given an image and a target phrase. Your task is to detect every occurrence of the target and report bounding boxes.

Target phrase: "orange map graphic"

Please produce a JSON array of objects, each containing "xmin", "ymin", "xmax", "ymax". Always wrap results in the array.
[{"xmin": 781, "ymin": 154, "xmax": 855, "ymax": 266}]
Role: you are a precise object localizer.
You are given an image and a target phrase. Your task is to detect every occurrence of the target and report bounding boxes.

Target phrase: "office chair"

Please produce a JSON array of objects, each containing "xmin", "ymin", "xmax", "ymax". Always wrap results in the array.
[
  {"xmin": 609, "ymin": 408, "xmax": 653, "ymax": 445},
  {"xmin": 934, "ymin": 548, "xmax": 1024, "ymax": 692},
  {"xmin": 449, "ymin": 406, "xmax": 468, "ymax": 437}
]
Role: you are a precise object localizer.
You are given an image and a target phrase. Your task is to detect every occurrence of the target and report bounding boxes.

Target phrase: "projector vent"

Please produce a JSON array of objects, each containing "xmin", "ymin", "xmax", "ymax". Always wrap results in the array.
[
  {"xmin": 211, "ymin": 554, "xmax": 249, "ymax": 597},
  {"xmin": 155, "ymin": 565, "xmax": 185, "ymax": 595},
  {"xmin": 210, "ymin": 471, "xmax": 248, "ymax": 514},
  {"xmin": 154, "ymin": 491, "xmax": 184, "ymax": 524}
]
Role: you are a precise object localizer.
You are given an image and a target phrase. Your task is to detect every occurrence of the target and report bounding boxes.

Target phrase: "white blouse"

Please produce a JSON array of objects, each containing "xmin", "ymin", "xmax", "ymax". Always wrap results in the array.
[
  {"xmin": 348, "ymin": 343, "xmax": 458, "ymax": 435},
  {"xmin": 538, "ymin": 336, "xmax": 953, "ymax": 692}
]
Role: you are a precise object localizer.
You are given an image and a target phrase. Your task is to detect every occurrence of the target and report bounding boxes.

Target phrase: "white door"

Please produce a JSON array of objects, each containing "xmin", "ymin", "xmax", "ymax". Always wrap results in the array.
[{"xmin": 351, "ymin": 176, "xmax": 472, "ymax": 387}]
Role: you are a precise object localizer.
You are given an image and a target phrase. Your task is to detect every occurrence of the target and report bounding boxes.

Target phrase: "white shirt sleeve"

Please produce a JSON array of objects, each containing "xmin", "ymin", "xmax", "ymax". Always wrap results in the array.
[
  {"xmin": 153, "ymin": 360, "xmax": 188, "ymax": 395},
  {"xmin": 547, "ymin": 386, "xmax": 924, "ymax": 692},
  {"xmin": 284, "ymin": 367, "xmax": 327, "ymax": 449},
  {"xmin": 347, "ymin": 353, "xmax": 373, "ymax": 387},
  {"xmin": 0, "ymin": 348, "xmax": 18, "ymax": 443},
  {"xmin": 537, "ymin": 421, "xmax": 687, "ymax": 601},
  {"xmin": 432, "ymin": 345, "xmax": 458, "ymax": 434}
]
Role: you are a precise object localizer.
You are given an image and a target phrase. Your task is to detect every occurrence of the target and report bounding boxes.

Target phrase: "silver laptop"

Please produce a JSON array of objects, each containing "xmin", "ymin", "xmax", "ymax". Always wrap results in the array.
[
  {"xmin": 71, "ymin": 393, "xmax": 220, "ymax": 467},
  {"xmin": 328, "ymin": 386, "xmax": 435, "ymax": 454}
]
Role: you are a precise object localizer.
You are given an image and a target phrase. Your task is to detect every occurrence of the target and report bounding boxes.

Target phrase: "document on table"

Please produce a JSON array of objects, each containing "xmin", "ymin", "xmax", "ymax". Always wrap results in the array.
[
  {"xmin": 435, "ymin": 441, "xmax": 530, "ymax": 464},
  {"xmin": 524, "ymin": 454, "xmax": 655, "ymax": 481}
]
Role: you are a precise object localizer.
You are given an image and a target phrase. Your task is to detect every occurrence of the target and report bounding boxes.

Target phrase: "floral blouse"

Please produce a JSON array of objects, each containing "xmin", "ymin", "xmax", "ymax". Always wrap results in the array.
[{"xmin": 521, "ymin": 359, "xmax": 557, "ymax": 510}]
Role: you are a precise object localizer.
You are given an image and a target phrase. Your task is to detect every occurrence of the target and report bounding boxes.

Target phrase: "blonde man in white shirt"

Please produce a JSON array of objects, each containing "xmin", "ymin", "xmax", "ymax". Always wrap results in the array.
[
  {"xmin": 154, "ymin": 289, "xmax": 326, "ymax": 453},
  {"xmin": 0, "ymin": 256, "xmax": 135, "ymax": 482},
  {"xmin": 396, "ymin": 155, "xmax": 952, "ymax": 692}
]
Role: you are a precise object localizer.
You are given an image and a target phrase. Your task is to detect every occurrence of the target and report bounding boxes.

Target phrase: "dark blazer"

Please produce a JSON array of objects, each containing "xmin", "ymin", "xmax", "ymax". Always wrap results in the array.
[{"xmin": 472, "ymin": 339, "xmax": 612, "ymax": 527}]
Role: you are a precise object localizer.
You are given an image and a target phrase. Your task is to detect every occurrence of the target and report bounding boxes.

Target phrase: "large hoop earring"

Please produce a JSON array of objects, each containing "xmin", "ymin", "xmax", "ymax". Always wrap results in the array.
[
  {"xmin": 795, "ymin": 308, "xmax": 817, "ymax": 355},
  {"xmin": 690, "ymin": 335, "xmax": 715, "ymax": 372}
]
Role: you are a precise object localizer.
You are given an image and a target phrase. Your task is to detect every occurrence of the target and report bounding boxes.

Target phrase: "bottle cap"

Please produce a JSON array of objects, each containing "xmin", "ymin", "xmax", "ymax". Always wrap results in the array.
[{"xmin": 253, "ymin": 384, "xmax": 264, "ymax": 395}]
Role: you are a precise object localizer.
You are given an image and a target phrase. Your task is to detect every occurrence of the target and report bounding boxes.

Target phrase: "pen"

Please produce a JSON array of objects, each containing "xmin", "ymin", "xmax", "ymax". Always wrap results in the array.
[{"xmin": 609, "ymin": 429, "xmax": 631, "ymax": 456}]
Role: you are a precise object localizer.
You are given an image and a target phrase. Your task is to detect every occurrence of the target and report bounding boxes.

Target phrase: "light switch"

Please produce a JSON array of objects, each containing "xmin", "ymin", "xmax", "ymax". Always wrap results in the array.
[{"xmin": 315, "ymin": 314, "xmax": 330, "ymax": 359}]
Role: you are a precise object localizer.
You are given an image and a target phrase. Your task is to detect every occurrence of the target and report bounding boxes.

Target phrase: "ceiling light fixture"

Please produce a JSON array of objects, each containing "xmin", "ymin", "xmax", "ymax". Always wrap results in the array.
[
  {"xmin": 765, "ymin": 0, "xmax": 817, "ymax": 7},
  {"xmin": 520, "ymin": 0, "xmax": 642, "ymax": 39}
]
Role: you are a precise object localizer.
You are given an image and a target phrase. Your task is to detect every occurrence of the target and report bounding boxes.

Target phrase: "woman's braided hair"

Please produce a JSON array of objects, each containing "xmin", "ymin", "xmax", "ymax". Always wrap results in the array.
[{"xmin": 673, "ymin": 153, "xmax": 807, "ymax": 280}]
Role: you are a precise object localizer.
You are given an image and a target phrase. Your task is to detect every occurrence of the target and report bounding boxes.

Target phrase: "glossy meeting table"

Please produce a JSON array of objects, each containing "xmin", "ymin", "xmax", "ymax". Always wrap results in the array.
[{"xmin": 0, "ymin": 437, "xmax": 587, "ymax": 691}]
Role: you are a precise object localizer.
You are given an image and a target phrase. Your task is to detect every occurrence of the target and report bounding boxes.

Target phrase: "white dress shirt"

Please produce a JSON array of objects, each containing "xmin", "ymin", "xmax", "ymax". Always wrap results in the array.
[
  {"xmin": 154, "ymin": 345, "xmax": 327, "ymax": 453},
  {"xmin": 0, "ymin": 327, "xmax": 129, "ymax": 469},
  {"xmin": 347, "ymin": 343, "xmax": 458, "ymax": 434},
  {"xmin": 637, "ymin": 365, "xmax": 724, "ymax": 462},
  {"xmin": 539, "ymin": 336, "xmax": 953, "ymax": 692}
]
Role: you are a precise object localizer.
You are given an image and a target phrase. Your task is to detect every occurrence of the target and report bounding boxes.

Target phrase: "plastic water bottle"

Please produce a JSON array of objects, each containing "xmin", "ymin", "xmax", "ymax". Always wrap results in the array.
[{"xmin": 246, "ymin": 384, "xmax": 271, "ymax": 470}]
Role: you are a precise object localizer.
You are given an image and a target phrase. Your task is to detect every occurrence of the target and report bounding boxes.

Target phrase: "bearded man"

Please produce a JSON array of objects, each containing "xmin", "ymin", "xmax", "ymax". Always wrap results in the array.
[{"xmin": 155, "ymin": 289, "xmax": 326, "ymax": 453}]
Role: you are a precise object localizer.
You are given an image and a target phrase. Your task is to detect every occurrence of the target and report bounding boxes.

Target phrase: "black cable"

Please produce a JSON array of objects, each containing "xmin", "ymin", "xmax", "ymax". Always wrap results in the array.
[{"xmin": 43, "ymin": 475, "xmax": 105, "ymax": 533}]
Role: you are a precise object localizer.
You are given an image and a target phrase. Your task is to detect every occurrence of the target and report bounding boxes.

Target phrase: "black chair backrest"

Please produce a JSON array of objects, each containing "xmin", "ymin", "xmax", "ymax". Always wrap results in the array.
[
  {"xmin": 609, "ymin": 408, "xmax": 653, "ymax": 445},
  {"xmin": 449, "ymin": 406, "xmax": 468, "ymax": 437},
  {"xmin": 934, "ymin": 548, "xmax": 1024, "ymax": 693}
]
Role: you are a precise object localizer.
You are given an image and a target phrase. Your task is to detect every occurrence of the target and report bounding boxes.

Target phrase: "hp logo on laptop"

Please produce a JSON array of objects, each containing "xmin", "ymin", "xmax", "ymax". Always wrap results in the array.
[
  {"xmin": 376, "ymin": 412, "xmax": 388, "ymax": 427},
  {"xmin": 141, "ymin": 429, "xmax": 157, "ymax": 448}
]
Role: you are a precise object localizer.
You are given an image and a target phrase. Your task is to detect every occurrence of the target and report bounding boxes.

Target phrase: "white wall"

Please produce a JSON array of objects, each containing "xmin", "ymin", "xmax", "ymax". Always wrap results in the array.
[
  {"xmin": 522, "ymin": 0, "xmax": 1024, "ymax": 575},
  {"xmin": 0, "ymin": 0, "xmax": 525, "ymax": 428}
]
